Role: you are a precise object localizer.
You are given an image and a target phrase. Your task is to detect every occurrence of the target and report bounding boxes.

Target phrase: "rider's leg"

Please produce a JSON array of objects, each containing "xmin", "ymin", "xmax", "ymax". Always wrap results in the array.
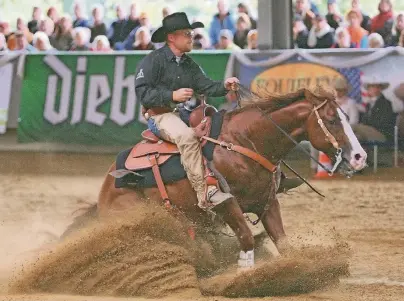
[{"xmin": 151, "ymin": 112, "xmax": 232, "ymax": 208}]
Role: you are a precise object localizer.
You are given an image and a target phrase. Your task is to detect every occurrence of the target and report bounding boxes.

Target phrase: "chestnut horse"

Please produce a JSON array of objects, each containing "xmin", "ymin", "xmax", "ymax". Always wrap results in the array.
[{"xmin": 63, "ymin": 85, "xmax": 367, "ymax": 269}]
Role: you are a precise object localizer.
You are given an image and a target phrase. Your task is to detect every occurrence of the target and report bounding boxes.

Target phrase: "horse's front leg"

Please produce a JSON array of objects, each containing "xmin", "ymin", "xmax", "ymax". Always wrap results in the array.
[
  {"xmin": 259, "ymin": 197, "xmax": 290, "ymax": 254},
  {"xmin": 214, "ymin": 198, "xmax": 255, "ymax": 269}
]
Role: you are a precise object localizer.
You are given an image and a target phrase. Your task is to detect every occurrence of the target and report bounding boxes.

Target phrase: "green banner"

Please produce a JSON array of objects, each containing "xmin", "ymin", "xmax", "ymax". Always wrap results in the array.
[{"xmin": 18, "ymin": 51, "xmax": 230, "ymax": 146}]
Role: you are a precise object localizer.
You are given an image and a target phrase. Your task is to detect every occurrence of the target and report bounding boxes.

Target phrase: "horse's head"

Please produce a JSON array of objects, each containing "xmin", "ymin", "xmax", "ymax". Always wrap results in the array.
[{"xmin": 304, "ymin": 86, "xmax": 367, "ymax": 177}]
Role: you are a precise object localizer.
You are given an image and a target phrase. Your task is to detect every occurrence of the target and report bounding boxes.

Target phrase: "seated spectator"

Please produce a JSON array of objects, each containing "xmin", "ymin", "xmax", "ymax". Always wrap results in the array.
[
  {"xmin": 326, "ymin": 0, "xmax": 343, "ymax": 30},
  {"xmin": 309, "ymin": 0, "xmax": 320, "ymax": 15},
  {"xmin": 307, "ymin": 14, "xmax": 334, "ymax": 49},
  {"xmin": 334, "ymin": 77, "xmax": 359, "ymax": 125},
  {"xmin": 233, "ymin": 13, "xmax": 251, "ymax": 49},
  {"xmin": 237, "ymin": 1, "xmax": 257, "ymax": 29},
  {"xmin": 294, "ymin": 0, "xmax": 315, "ymax": 30},
  {"xmin": 209, "ymin": 0, "xmax": 236, "ymax": 49},
  {"xmin": 0, "ymin": 22, "xmax": 12, "ymax": 42},
  {"xmin": 121, "ymin": 3, "xmax": 141, "ymax": 39},
  {"xmin": 162, "ymin": 6, "xmax": 175, "ymax": 19},
  {"xmin": 47, "ymin": 7, "xmax": 61, "ymax": 36},
  {"xmin": 115, "ymin": 12, "xmax": 154, "ymax": 50},
  {"xmin": 47, "ymin": 6, "xmax": 59, "ymax": 26},
  {"xmin": 351, "ymin": 0, "xmax": 371, "ymax": 31},
  {"xmin": 371, "ymin": 0, "xmax": 394, "ymax": 44},
  {"xmin": 73, "ymin": 2, "xmax": 89, "ymax": 28},
  {"xmin": 388, "ymin": 12, "xmax": 404, "ymax": 46},
  {"xmin": 138, "ymin": 12, "xmax": 153, "ymax": 31},
  {"xmin": 0, "ymin": 33, "xmax": 8, "ymax": 52},
  {"xmin": 39, "ymin": 18, "xmax": 56, "ymax": 48},
  {"xmin": 332, "ymin": 27, "xmax": 356, "ymax": 48},
  {"xmin": 132, "ymin": 26, "xmax": 155, "ymax": 50},
  {"xmin": 192, "ymin": 29, "xmax": 212, "ymax": 50},
  {"xmin": 247, "ymin": 29, "xmax": 258, "ymax": 49},
  {"xmin": 70, "ymin": 27, "xmax": 91, "ymax": 51},
  {"xmin": 28, "ymin": 7, "xmax": 42, "ymax": 34},
  {"xmin": 354, "ymin": 76, "xmax": 396, "ymax": 142},
  {"xmin": 368, "ymin": 32, "xmax": 385, "ymax": 48},
  {"xmin": 53, "ymin": 15, "xmax": 73, "ymax": 50},
  {"xmin": 90, "ymin": 4, "xmax": 107, "ymax": 43},
  {"xmin": 393, "ymin": 83, "xmax": 404, "ymax": 140},
  {"xmin": 11, "ymin": 31, "xmax": 35, "ymax": 52},
  {"xmin": 293, "ymin": 15, "xmax": 309, "ymax": 48},
  {"xmin": 33, "ymin": 31, "xmax": 55, "ymax": 52},
  {"xmin": 17, "ymin": 18, "xmax": 34, "ymax": 44},
  {"xmin": 346, "ymin": 10, "xmax": 368, "ymax": 48},
  {"xmin": 108, "ymin": 4, "xmax": 127, "ymax": 47},
  {"xmin": 218, "ymin": 29, "xmax": 241, "ymax": 50},
  {"xmin": 7, "ymin": 18, "xmax": 34, "ymax": 50},
  {"xmin": 91, "ymin": 35, "xmax": 112, "ymax": 51}
]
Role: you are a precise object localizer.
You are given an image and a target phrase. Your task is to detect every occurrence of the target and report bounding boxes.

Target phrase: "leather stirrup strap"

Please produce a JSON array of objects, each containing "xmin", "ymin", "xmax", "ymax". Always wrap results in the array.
[
  {"xmin": 149, "ymin": 154, "xmax": 171, "ymax": 206},
  {"xmin": 201, "ymin": 136, "xmax": 277, "ymax": 173}
]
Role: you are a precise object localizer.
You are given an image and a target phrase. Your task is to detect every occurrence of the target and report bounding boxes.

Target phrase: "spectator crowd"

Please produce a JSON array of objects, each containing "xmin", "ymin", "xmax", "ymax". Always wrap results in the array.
[
  {"xmin": 0, "ymin": 0, "xmax": 258, "ymax": 52},
  {"xmin": 0, "ymin": 0, "xmax": 403, "ymax": 53},
  {"xmin": 294, "ymin": 0, "xmax": 404, "ymax": 48}
]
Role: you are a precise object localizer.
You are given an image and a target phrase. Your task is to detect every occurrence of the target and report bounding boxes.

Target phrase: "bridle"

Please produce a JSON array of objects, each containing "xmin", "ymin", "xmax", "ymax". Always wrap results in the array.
[
  {"xmin": 312, "ymin": 99, "xmax": 343, "ymax": 175},
  {"xmin": 244, "ymin": 94, "xmax": 344, "ymax": 177}
]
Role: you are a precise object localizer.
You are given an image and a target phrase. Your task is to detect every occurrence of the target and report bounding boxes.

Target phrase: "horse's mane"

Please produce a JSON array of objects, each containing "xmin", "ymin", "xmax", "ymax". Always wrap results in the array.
[{"xmin": 227, "ymin": 84, "xmax": 337, "ymax": 117}]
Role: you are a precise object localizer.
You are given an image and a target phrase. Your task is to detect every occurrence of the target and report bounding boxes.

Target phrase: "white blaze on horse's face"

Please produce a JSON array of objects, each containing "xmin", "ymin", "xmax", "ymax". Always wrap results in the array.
[{"xmin": 337, "ymin": 108, "xmax": 367, "ymax": 170}]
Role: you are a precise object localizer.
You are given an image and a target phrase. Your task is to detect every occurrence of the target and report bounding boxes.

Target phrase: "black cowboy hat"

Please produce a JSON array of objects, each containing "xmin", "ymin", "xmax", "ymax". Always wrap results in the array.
[{"xmin": 151, "ymin": 12, "xmax": 204, "ymax": 43}]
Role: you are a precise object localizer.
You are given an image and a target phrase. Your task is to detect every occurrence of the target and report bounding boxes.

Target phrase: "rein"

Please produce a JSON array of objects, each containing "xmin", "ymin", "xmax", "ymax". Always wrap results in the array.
[
  {"xmin": 231, "ymin": 83, "xmax": 343, "ymax": 175},
  {"xmin": 254, "ymin": 98, "xmax": 343, "ymax": 176}
]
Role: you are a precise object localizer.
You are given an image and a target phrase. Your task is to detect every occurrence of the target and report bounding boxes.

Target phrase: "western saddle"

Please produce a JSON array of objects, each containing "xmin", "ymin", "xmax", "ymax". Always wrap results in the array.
[{"xmin": 124, "ymin": 102, "xmax": 219, "ymax": 207}]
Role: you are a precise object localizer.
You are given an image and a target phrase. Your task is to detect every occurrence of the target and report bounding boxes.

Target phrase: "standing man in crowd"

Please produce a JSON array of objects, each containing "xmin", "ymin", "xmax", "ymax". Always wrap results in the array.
[
  {"xmin": 209, "ymin": 0, "xmax": 236, "ymax": 49},
  {"xmin": 354, "ymin": 76, "xmax": 396, "ymax": 143}
]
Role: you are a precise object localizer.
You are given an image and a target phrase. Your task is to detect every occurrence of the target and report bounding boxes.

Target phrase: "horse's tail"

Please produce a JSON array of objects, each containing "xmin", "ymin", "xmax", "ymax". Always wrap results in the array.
[{"xmin": 60, "ymin": 203, "xmax": 98, "ymax": 240}]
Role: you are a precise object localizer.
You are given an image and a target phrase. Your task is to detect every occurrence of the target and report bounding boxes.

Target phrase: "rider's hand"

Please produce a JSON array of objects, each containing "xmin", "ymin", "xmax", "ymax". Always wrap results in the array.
[
  {"xmin": 172, "ymin": 88, "xmax": 194, "ymax": 102},
  {"xmin": 224, "ymin": 77, "xmax": 240, "ymax": 91}
]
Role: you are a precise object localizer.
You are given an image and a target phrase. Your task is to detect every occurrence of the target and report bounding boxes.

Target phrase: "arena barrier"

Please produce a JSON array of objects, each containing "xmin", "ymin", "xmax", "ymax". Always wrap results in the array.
[{"xmin": 1, "ymin": 48, "xmax": 404, "ymax": 151}]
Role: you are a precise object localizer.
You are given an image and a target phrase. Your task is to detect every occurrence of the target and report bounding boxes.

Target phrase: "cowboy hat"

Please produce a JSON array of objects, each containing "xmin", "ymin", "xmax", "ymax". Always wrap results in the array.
[
  {"xmin": 362, "ymin": 75, "xmax": 390, "ymax": 90},
  {"xmin": 151, "ymin": 12, "xmax": 204, "ymax": 43}
]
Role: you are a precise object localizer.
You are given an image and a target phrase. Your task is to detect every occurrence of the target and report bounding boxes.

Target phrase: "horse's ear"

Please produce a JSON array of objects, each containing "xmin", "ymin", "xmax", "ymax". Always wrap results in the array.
[{"xmin": 304, "ymin": 84, "xmax": 336, "ymax": 104}]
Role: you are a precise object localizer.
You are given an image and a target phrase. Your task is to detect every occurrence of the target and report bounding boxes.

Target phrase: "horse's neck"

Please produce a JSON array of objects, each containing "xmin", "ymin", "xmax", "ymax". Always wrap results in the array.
[{"xmin": 225, "ymin": 101, "xmax": 312, "ymax": 162}]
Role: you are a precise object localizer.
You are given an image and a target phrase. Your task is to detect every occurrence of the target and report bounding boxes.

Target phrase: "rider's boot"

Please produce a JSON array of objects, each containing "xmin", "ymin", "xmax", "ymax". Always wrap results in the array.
[
  {"xmin": 277, "ymin": 171, "xmax": 304, "ymax": 193},
  {"xmin": 206, "ymin": 185, "xmax": 233, "ymax": 207},
  {"xmin": 195, "ymin": 160, "xmax": 233, "ymax": 210}
]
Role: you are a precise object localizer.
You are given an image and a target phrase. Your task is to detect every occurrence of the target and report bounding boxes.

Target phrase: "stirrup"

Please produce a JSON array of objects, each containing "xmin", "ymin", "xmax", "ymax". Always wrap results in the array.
[{"xmin": 205, "ymin": 186, "xmax": 233, "ymax": 208}]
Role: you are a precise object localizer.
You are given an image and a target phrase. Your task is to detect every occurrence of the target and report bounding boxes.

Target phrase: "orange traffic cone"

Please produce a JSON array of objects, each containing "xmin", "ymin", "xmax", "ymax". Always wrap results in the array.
[{"xmin": 314, "ymin": 152, "xmax": 334, "ymax": 179}]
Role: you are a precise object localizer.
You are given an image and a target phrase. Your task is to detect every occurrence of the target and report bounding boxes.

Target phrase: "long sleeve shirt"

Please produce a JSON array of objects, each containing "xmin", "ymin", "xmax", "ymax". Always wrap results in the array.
[{"xmin": 135, "ymin": 44, "xmax": 228, "ymax": 109}]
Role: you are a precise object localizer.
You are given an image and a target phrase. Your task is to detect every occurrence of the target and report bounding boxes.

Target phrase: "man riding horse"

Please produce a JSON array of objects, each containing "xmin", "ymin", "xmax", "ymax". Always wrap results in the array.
[{"xmin": 135, "ymin": 12, "xmax": 303, "ymax": 209}]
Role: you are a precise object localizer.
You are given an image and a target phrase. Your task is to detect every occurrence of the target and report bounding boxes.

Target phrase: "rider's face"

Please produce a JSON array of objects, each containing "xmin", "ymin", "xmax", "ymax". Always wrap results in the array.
[{"xmin": 168, "ymin": 29, "xmax": 194, "ymax": 52}]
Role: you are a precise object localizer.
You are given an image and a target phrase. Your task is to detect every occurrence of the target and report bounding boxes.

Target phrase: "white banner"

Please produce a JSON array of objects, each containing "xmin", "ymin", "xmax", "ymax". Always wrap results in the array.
[{"xmin": 0, "ymin": 63, "xmax": 13, "ymax": 134}]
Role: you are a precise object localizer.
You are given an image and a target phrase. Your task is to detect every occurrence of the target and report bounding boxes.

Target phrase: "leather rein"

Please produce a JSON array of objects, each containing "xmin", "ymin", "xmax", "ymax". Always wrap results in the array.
[{"xmin": 201, "ymin": 98, "xmax": 343, "ymax": 179}]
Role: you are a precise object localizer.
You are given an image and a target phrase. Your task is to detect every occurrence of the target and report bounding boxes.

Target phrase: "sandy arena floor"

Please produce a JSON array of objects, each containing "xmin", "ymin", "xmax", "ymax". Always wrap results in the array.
[{"xmin": 1, "ymin": 152, "xmax": 404, "ymax": 301}]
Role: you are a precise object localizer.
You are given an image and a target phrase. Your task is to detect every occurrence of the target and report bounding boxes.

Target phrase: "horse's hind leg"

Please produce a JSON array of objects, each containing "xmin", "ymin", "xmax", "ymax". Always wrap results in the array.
[
  {"xmin": 259, "ymin": 197, "xmax": 290, "ymax": 254},
  {"xmin": 214, "ymin": 198, "xmax": 255, "ymax": 268}
]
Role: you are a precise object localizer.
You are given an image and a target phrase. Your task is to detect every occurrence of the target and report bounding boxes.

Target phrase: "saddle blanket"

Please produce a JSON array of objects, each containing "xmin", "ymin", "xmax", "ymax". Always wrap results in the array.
[{"xmin": 114, "ymin": 110, "xmax": 225, "ymax": 189}]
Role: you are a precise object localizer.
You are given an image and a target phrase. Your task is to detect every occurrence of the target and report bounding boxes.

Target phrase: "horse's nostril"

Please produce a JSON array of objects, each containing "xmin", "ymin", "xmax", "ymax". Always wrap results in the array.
[{"xmin": 354, "ymin": 153, "xmax": 362, "ymax": 161}]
